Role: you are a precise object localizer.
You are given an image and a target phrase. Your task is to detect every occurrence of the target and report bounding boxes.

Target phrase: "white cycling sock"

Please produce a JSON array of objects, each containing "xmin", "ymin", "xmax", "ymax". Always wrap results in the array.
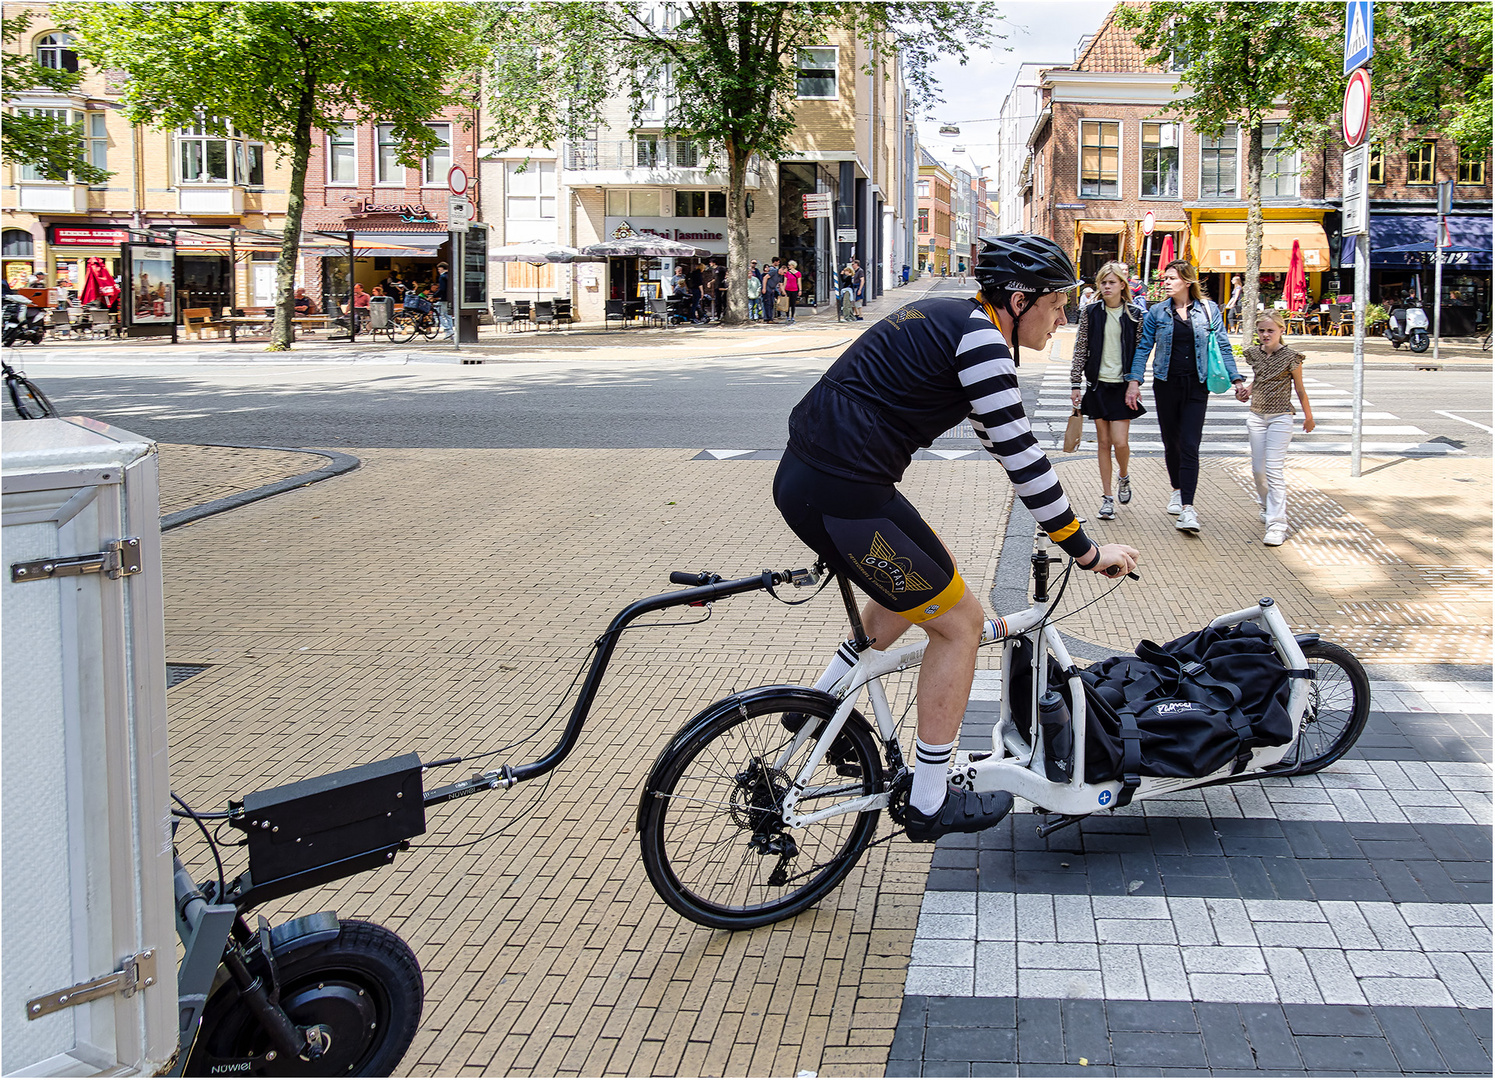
[
  {"xmin": 911, "ymin": 737, "xmax": 957, "ymax": 815},
  {"xmin": 813, "ymin": 640, "xmax": 860, "ymax": 692}
]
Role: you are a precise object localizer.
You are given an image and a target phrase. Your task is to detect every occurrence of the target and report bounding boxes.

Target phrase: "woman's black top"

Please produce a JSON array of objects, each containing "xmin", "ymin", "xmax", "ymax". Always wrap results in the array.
[{"xmin": 1168, "ymin": 306, "xmax": 1196, "ymax": 377}]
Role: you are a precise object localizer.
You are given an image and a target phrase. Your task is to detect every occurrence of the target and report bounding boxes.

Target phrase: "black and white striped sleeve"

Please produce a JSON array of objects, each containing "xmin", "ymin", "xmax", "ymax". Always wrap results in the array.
[{"xmin": 955, "ymin": 309, "xmax": 1094, "ymax": 560}]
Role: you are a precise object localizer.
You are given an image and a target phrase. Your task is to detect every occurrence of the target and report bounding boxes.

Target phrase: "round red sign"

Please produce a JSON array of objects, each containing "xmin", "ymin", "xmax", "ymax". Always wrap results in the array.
[
  {"xmin": 1142, "ymin": 211, "xmax": 1155, "ymax": 236},
  {"xmin": 447, "ymin": 164, "xmax": 469, "ymax": 197},
  {"xmin": 1343, "ymin": 68, "xmax": 1371, "ymax": 148}
]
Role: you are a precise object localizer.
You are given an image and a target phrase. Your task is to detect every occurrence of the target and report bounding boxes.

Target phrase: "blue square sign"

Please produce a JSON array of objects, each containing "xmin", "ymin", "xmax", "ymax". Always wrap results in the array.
[{"xmin": 1345, "ymin": 0, "xmax": 1374, "ymax": 76}]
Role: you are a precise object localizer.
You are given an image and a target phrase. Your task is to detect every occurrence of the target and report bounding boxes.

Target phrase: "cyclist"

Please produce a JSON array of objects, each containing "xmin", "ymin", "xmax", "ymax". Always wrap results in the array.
[{"xmin": 774, "ymin": 234, "xmax": 1139, "ymax": 842}]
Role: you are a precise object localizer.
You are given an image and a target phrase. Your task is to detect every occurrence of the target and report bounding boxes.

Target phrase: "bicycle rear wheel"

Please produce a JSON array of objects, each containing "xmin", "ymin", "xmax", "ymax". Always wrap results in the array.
[
  {"xmin": 6, "ymin": 371, "xmax": 57, "ymax": 419},
  {"xmin": 391, "ymin": 312, "xmax": 421, "ymax": 344},
  {"xmin": 1286, "ymin": 641, "xmax": 1371, "ymax": 773},
  {"xmin": 638, "ymin": 687, "xmax": 884, "ymax": 930}
]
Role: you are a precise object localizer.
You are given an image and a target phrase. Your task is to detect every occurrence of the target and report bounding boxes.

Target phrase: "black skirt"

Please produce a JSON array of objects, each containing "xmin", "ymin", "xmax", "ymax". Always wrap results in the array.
[{"xmin": 1080, "ymin": 380, "xmax": 1147, "ymax": 421}]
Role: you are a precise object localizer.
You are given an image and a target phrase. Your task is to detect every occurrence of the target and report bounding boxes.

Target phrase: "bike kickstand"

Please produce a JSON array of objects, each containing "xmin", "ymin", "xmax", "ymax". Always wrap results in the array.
[{"xmin": 1035, "ymin": 813, "xmax": 1085, "ymax": 839}]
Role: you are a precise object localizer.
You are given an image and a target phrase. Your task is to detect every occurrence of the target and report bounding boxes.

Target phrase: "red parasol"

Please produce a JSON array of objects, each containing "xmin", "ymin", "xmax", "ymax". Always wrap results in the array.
[
  {"xmin": 79, "ymin": 255, "xmax": 121, "ymax": 309},
  {"xmin": 1285, "ymin": 238, "xmax": 1308, "ymax": 312},
  {"xmin": 1156, "ymin": 233, "xmax": 1175, "ymax": 279}
]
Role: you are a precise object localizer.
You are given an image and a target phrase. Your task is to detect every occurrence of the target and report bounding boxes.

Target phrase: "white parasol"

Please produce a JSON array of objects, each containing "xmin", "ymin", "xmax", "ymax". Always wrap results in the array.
[{"xmin": 488, "ymin": 240, "xmax": 603, "ymax": 306}]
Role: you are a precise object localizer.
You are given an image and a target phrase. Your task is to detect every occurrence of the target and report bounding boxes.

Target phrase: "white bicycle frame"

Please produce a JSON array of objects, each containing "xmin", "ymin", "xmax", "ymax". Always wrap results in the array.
[{"xmin": 776, "ymin": 594, "xmax": 1311, "ymax": 829}]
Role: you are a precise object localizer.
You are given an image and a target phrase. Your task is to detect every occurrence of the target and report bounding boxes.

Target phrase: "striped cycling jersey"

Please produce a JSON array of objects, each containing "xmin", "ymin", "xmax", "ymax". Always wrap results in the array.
[{"xmin": 786, "ymin": 297, "xmax": 1092, "ymax": 559}]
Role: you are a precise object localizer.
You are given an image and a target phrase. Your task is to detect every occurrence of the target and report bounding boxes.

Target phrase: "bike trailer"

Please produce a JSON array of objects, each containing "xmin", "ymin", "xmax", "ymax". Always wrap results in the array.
[{"xmin": 1, "ymin": 418, "xmax": 178, "ymax": 1075}]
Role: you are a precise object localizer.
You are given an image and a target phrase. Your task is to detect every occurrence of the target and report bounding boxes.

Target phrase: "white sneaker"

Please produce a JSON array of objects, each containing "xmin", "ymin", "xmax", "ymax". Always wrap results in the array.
[
  {"xmin": 1166, "ymin": 490, "xmax": 1183, "ymax": 515},
  {"xmin": 1098, "ymin": 495, "xmax": 1116, "ymax": 520},
  {"xmin": 1263, "ymin": 523, "xmax": 1287, "ymax": 546},
  {"xmin": 1175, "ymin": 506, "xmax": 1200, "ymax": 533},
  {"xmin": 1260, "ymin": 510, "xmax": 1268, "ymax": 524}
]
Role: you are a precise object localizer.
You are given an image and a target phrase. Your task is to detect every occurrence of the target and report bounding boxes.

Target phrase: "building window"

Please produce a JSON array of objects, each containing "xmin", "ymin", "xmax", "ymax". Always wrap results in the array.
[
  {"xmin": 918, "ymin": 208, "xmax": 929, "ymax": 233},
  {"xmin": 1200, "ymin": 124, "xmax": 1238, "ymax": 199},
  {"xmin": 1458, "ymin": 146, "xmax": 1485, "ymax": 186},
  {"xmin": 1141, "ymin": 122, "xmax": 1179, "ymax": 198},
  {"xmin": 505, "ymin": 160, "xmax": 556, "ymax": 220},
  {"xmin": 605, "ymin": 188, "xmax": 661, "ymax": 216},
  {"xmin": 1079, "ymin": 120, "xmax": 1120, "ymax": 198},
  {"xmin": 375, "ymin": 124, "xmax": 401, "ymax": 184},
  {"xmin": 35, "ymin": 32, "xmax": 78, "ymax": 72},
  {"xmin": 422, "ymin": 122, "xmax": 451, "ymax": 185},
  {"xmin": 916, "ymin": 179, "xmax": 930, "ymax": 197},
  {"xmin": 15, "ymin": 107, "xmax": 104, "ymax": 182},
  {"xmin": 1407, "ymin": 141, "xmax": 1435, "ymax": 185},
  {"xmin": 796, "ymin": 47, "xmax": 837, "ymax": 99},
  {"xmin": 326, "ymin": 124, "xmax": 355, "ymax": 184},
  {"xmin": 3, "ymin": 229, "xmax": 35, "ymax": 257},
  {"xmin": 1260, "ymin": 123, "xmax": 1299, "ymax": 199},
  {"xmin": 674, "ymin": 190, "xmax": 725, "ymax": 217},
  {"xmin": 86, "ymin": 112, "xmax": 107, "ymax": 173},
  {"xmin": 235, "ymin": 142, "xmax": 264, "ymax": 186},
  {"xmin": 1367, "ymin": 144, "xmax": 1384, "ymax": 184}
]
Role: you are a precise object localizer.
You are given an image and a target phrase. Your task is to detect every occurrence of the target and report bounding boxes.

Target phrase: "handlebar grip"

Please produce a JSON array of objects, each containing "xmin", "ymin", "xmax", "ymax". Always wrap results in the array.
[{"xmin": 671, "ymin": 571, "xmax": 721, "ymax": 586}]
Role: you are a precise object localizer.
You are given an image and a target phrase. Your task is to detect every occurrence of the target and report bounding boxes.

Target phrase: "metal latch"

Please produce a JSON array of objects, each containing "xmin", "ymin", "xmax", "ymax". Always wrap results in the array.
[
  {"xmin": 27, "ymin": 949, "xmax": 158, "ymax": 1021},
  {"xmin": 11, "ymin": 538, "xmax": 141, "ymax": 583}
]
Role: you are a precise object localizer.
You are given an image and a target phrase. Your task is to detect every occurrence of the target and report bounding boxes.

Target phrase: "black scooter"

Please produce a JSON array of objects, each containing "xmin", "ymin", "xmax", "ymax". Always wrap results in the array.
[{"xmin": 3, "ymin": 293, "xmax": 47, "ymax": 347}]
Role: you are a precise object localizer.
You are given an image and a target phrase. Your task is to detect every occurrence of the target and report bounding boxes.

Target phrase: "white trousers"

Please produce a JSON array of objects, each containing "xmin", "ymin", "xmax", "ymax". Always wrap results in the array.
[{"xmin": 1246, "ymin": 411, "xmax": 1295, "ymax": 526}]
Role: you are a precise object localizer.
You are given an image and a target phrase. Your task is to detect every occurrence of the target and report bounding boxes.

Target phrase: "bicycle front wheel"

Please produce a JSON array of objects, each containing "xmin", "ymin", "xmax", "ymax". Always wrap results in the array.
[
  {"xmin": 391, "ymin": 313, "xmax": 421, "ymax": 344},
  {"xmin": 638, "ymin": 687, "xmax": 884, "ymax": 930},
  {"xmin": 1288, "ymin": 641, "xmax": 1371, "ymax": 773},
  {"xmin": 6, "ymin": 372, "xmax": 57, "ymax": 419}
]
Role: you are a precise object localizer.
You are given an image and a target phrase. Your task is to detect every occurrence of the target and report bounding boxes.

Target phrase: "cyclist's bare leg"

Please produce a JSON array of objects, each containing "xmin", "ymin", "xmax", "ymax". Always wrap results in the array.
[{"xmin": 861, "ymin": 587, "xmax": 984, "ymax": 746}]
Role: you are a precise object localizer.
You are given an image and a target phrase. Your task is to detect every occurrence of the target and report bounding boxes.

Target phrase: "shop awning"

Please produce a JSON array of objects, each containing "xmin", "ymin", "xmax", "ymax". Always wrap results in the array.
[
  {"xmin": 1344, "ymin": 214, "xmax": 1493, "ymax": 270},
  {"xmin": 1196, "ymin": 221, "xmax": 1330, "ymax": 272},
  {"xmin": 1076, "ymin": 219, "xmax": 1127, "ymax": 234},
  {"xmin": 353, "ymin": 232, "xmax": 449, "ymax": 255}
]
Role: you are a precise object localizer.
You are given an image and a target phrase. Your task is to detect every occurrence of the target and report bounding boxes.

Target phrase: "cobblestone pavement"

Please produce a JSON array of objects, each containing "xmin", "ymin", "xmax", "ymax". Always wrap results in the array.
[{"xmin": 157, "ymin": 443, "xmax": 323, "ymax": 515}]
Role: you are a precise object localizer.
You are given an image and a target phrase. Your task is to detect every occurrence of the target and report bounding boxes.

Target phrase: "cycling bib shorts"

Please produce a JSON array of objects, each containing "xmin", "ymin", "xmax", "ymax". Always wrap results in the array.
[{"xmin": 773, "ymin": 450, "xmax": 966, "ymax": 623}]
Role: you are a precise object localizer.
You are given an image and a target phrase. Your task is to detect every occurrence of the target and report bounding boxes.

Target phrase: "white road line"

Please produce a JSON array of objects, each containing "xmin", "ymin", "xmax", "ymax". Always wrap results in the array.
[{"xmin": 1435, "ymin": 410, "xmax": 1495, "ymax": 434}]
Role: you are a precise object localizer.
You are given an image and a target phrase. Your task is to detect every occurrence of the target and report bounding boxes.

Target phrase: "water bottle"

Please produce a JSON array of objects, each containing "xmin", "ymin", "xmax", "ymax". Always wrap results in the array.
[{"xmin": 1038, "ymin": 690, "xmax": 1073, "ymax": 783}]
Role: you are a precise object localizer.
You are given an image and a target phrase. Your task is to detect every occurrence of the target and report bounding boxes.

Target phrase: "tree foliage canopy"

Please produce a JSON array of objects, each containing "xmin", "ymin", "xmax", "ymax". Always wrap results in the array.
[
  {"xmin": 1372, "ymin": 0, "xmax": 1492, "ymax": 153},
  {"xmin": 2, "ymin": 10, "xmax": 110, "ymax": 183}
]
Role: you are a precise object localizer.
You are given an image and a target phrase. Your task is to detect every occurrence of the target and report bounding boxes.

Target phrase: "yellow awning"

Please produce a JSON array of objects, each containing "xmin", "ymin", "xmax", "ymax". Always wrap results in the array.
[
  {"xmin": 1196, "ymin": 221, "xmax": 1331, "ymax": 272},
  {"xmin": 1077, "ymin": 219, "xmax": 1127, "ymax": 234}
]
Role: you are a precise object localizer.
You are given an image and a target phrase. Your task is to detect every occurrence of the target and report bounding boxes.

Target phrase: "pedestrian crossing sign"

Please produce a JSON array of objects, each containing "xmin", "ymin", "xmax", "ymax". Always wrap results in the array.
[{"xmin": 1344, "ymin": 0, "xmax": 1373, "ymax": 75}]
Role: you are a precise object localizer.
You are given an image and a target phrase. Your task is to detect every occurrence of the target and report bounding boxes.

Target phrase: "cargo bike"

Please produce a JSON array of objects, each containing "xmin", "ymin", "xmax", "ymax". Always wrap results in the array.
[{"xmin": 162, "ymin": 535, "xmax": 1365, "ymax": 1074}]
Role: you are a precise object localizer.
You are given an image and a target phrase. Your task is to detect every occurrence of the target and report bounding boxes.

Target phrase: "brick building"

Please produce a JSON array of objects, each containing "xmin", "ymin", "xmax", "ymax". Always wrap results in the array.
[
  {"xmin": 1, "ymin": 1, "xmax": 293, "ymax": 313},
  {"xmin": 916, "ymin": 149, "xmax": 953, "ymax": 275},
  {"xmin": 1018, "ymin": 2, "xmax": 1490, "ymax": 332},
  {"xmin": 299, "ymin": 105, "xmax": 481, "ymax": 303}
]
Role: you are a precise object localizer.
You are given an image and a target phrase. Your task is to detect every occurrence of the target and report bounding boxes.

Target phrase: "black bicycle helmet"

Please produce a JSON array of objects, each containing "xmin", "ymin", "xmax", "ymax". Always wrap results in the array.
[
  {"xmin": 973, "ymin": 234, "xmax": 1083, "ymax": 295},
  {"xmin": 973, "ymin": 234, "xmax": 1082, "ymax": 363}
]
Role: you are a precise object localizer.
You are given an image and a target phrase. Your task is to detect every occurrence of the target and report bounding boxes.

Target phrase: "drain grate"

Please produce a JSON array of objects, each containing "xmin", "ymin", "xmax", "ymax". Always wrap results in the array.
[{"xmin": 166, "ymin": 663, "xmax": 212, "ymax": 689}]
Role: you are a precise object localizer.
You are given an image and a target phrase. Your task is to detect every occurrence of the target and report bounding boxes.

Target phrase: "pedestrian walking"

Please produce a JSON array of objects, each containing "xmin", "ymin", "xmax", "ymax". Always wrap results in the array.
[
  {"xmin": 687, "ymin": 260, "xmax": 705, "ymax": 323},
  {"xmin": 1225, "ymin": 274, "xmax": 1244, "ymax": 334},
  {"xmin": 852, "ymin": 258, "xmax": 866, "ymax": 320},
  {"xmin": 782, "ymin": 260, "xmax": 802, "ymax": 324},
  {"xmin": 1078, "ymin": 284, "xmax": 1098, "ymax": 309},
  {"xmin": 957, "ymin": 259, "xmax": 967, "ymax": 284},
  {"xmin": 1070, "ymin": 262, "xmax": 1147, "ymax": 521},
  {"xmin": 747, "ymin": 266, "xmax": 763, "ymax": 320},
  {"xmin": 1242, "ymin": 311, "xmax": 1315, "ymax": 546},
  {"xmin": 1125, "ymin": 259, "xmax": 1247, "ymax": 534},
  {"xmin": 433, "ymin": 261, "xmax": 452, "ymax": 339}
]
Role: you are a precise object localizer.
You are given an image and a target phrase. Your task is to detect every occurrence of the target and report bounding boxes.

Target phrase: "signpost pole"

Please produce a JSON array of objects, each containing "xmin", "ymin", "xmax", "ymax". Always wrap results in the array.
[
  {"xmin": 1351, "ymin": 231, "xmax": 1367, "ymax": 477},
  {"xmin": 1433, "ymin": 179, "xmax": 1449, "ymax": 364}
]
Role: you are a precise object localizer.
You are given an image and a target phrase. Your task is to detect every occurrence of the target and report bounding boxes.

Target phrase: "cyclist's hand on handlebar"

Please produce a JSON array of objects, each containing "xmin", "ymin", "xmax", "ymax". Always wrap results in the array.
[{"xmin": 1092, "ymin": 543, "xmax": 1139, "ymax": 579}]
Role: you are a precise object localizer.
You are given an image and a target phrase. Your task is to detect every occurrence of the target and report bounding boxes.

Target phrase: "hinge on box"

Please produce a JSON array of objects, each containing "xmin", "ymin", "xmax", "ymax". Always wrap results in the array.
[
  {"xmin": 10, "ymin": 538, "xmax": 141, "ymax": 583},
  {"xmin": 26, "ymin": 948, "xmax": 158, "ymax": 1020}
]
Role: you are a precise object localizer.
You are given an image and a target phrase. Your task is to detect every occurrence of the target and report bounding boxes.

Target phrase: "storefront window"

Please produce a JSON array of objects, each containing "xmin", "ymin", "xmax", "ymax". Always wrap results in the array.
[
  {"xmin": 1080, "ymin": 120, "xmax": 1119, "ymax": 199},
  {"xmin": 1140, "ymin": 122, "xmax": 1179, "ymax": 198},
  {"xmin": 422, "ymin": 123, "xmax": 451, "ymax": 185},
  {"xmin": 3, "ymin": 229, "xmax": 34, "ymax": 257},
  {"xmin": 1200, "ymin": 125, "xmax": 1237, "ymax": 199}
]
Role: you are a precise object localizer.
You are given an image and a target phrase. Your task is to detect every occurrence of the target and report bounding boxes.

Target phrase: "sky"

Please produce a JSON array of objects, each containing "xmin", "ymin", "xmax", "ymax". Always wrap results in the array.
[{"xmin": 913, "ymin": 0, "xmax": 1117, "ymax": 180}]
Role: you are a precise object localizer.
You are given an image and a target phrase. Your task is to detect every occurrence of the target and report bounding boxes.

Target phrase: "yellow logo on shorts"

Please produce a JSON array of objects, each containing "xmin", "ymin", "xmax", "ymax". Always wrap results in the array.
[{"xmin": 855, "ymin": 532, "xmax": 931, "ymax": 595}]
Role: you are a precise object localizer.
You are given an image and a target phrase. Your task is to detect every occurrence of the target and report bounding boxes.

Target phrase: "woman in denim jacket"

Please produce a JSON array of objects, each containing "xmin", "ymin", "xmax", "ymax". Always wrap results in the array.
[{"xmin": 1124, "ymin": 259, "xmax": 1248, "ymax": 533}]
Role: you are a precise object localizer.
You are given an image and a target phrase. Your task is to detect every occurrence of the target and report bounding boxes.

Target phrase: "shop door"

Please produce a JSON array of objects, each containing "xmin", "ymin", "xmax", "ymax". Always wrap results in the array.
[
  {"xmin": 608, "ymin": 257, "xmax": 639, "ymax": 300},
  {"xmin": 1079, "ymin": 234, "xmax": 1120, "ymax": 286}
]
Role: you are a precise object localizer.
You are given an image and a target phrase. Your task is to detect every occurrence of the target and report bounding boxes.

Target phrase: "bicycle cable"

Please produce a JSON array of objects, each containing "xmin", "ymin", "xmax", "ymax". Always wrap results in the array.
[
  {"xmin": 172, "ymin": 791, "xmax": 227, "ymax": 901},
  {"xmin": 1045, "ymin": 557, "xmax": 1134, "ymax": 627}
]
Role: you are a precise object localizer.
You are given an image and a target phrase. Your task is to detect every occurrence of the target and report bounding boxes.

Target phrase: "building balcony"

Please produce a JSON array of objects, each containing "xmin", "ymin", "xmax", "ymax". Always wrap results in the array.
[
  {"xmin": 177, "ymin": 185, "xmax": 245, "ymax": 215},
  {"xmin": 16, "ymin": 181, "xmax": 89, "ymax": 214},
  {"xmin": 565, "ymin": 139, "xmax": 760, "ymax": 189}
]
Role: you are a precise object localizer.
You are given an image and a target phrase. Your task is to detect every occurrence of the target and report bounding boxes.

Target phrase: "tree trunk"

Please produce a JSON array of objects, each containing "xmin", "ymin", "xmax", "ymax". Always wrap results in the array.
[
  {"xmin": 723, "ymin": 138, "xmax": 749, "ymax": 327},
  {"xmin": 270, "ymin": 90, "xmax": 315, "ymax": 351},
  {"xmin": 1243, "ymin": 120, "xmax": 1264, "ymax": 347}
]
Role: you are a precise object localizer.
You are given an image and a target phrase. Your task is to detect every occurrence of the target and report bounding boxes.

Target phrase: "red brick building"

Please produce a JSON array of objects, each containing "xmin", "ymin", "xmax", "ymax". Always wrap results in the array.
[{"xmin": 299, "ymin": 105, "xmax": 480, "ymax": 303}]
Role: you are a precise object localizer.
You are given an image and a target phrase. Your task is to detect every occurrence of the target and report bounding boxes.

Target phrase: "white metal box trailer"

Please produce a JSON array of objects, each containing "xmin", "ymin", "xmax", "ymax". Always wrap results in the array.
[{"xmin": 2, "ymin": 417, "xmax": 177, "ymax": 1076}]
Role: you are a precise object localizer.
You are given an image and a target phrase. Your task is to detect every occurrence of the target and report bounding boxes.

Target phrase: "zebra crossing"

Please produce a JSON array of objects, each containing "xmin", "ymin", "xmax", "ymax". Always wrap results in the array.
[{"xmin": 1036, "ymin": 368, "xmax": 1462, "ymax": 457}]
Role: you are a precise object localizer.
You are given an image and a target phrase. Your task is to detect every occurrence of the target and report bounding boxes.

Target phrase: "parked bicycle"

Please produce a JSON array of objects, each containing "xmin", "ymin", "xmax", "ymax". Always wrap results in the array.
[{"xmin": 3, "ymin": 357, "xmax": 57, "ymax": 419}]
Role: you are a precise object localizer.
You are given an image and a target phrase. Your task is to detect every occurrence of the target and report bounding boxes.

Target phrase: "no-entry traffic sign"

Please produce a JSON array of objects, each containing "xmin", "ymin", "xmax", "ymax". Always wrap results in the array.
[
  {"xmin": 447, "ymin": 164, "xmax": 469, "ymax": 197},
  {"xmin": 1143, "ymin": 211, "xmax": 1155, "ymax": 236},
  {"xmin": 1343, "ymin": 67, "xmax": 1371, "ymax": 148}
]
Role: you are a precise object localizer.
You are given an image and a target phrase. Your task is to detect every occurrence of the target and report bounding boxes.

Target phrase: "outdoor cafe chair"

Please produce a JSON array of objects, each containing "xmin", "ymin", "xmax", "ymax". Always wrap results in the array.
[
  {"xmin": 604, "ymin": 299, "xmax": 628, "ymax": 329},
  {"xmin": 533, "ymin": 300, "xmax": 557, "ymax": 331},
  {"xmin": 491, "ymin": 299, "xmax": 519, "ymax": 332},
  {"xmin": 513, "ymin": 299, "xmax": 532, "ymax": 328},
  {"xmin": 646, "ymin": 297, "xmax": 670, "ymax": 327},
  {"xmin": 553, "ymin": 299, "xmax": 573, "ymax": 327}
]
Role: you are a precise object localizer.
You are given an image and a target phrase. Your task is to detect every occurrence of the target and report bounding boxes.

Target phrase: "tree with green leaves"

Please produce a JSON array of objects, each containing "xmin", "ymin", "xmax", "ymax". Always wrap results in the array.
[
  {"xmin": 481, "ymin": 0, "xmax": 1002, "ymax": 325},
  {"xmin": 1118, "ymin": 2, "xmax": 1341, "ymax": 336},
  {"xmin": 59, "ymin": 1, "xmax": 484, "ymax": 349},
  {"xmin": 2, "ymin": 10, "xmax": 110, "ymax": 184},
  {"xmin": 1369, "ymin": 1, "xmax": 1492, "ymax": 153}
]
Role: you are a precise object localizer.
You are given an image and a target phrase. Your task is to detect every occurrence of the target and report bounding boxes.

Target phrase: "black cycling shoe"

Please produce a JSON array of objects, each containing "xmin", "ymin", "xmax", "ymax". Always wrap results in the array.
[{"xmin": 904, "ymin": 785, "xmax": 1015, "ymax": 843}]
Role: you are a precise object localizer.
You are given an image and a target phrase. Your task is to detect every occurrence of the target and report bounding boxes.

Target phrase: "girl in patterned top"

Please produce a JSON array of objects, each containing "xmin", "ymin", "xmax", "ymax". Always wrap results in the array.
[{"xmin": 1242, "ymin": 311, "xmax": 1315, "ymax": 546}]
